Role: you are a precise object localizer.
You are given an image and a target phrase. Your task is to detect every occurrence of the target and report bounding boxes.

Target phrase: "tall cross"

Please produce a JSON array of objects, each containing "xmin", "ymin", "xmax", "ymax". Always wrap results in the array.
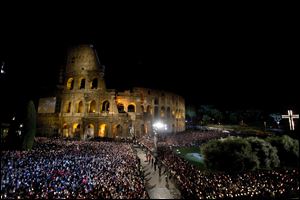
[{"xmin": 282, "ymin": 110, "xmax": 299, "ymax": 130}]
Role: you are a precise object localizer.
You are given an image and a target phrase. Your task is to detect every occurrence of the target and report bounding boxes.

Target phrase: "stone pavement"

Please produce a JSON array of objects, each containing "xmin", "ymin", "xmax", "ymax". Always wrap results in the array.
[{"xmin": 136, "ymin": 147, "xmax": 181, "ymax": 199}]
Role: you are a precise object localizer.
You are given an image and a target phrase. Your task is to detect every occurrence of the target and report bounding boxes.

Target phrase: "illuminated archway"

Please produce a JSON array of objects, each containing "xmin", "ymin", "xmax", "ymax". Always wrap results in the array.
[
  {"xmin": 98, "ymin": 124, "xmax": 107, "ymax": 137},
  {"xmin": 67, "ymin": 78, "xmax": 74, "ymax": 90},
  {"xmin": 77, "ymin": 101, "xmax": 83, "ymax": 113},
  {"xmin": 85, "ymin": 124, "xmax": 94, "ymax": 139},
  {"xmin": 65, "ymin": 101, "xmax": 71, "ymax": 113},
  {"xmin": 89, "ymin": 100, "xmax": 96, "ymax": 113},
  {"xmin": 102, "ymin": 100, "xmax": 110, "ymax": 112},
  {"xmin": 113, "ymin": 124, "xmax": 123, "ymax": 138},
  {"xmin": 161, "ymin": 106, "xmax": 165, "ymax": 118},
  {"xmin": 73, "ymin": 123, "xmax": 81, "ymax": 138},
  {"xmin": 63, "ymin": 123, "xmax": 69, "ymax": 137}
]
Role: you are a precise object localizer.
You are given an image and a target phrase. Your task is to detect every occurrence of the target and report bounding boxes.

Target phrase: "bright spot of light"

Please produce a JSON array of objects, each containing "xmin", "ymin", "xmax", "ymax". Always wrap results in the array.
[
  {"xmin": 12, "ymin": 117, "xmax": 15, "ymax": 121},
  {"xmin": 20, "ymin": 124, "xmax": 23, "ymax": 128}
]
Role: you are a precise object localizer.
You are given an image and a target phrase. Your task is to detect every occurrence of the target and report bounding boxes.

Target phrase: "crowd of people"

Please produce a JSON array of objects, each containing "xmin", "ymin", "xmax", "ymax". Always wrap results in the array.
[
  {"xmin": 157, "ymin": 146, "xmax": 299, "ymax": 199},
  {"xmin": 1, "ymin": 138, "xmax": 149, "ymax": 199}
]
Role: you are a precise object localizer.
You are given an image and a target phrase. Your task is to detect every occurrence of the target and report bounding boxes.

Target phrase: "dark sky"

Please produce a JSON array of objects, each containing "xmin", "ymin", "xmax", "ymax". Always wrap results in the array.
[{"xmin": 0, "ymin": 10, "xmax": 298, "ymax": 115}]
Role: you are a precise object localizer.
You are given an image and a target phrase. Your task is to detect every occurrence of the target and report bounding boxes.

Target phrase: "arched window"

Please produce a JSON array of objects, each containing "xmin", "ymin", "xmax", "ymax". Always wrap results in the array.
[
  {"xmin": 161, "ymin": 106, "xmax": 165, "ymax": 118},
  {"xmin": 91, "ymin": 78, "xmax": 98, "ymax": 89},
  {"xmin": 77, "ymin": 101, "xmax": 83, "ymax": 113},
  {"xmin": 154, "ymin": 106, "xmax": 159, "ymax": 118},
  {"xmin": 102, "ymin": 100, "xmax": 110, "ymax": 112},
  {"xmin": 141, "ymin": 105, "xmax": 144, "ymax": 113},
  {"xmin": 79, "ymin": 78, "xmax": 85, "ymax": 89},
  {"xmin": 67, "ymin": 78, "xmax": 74, "ymax": 90},
  {"xmin": 146, "ymin": 105, "xmax": 151, "ymax": 114},
  {"xmin": 154, "ymin": 97, "xmax": 159, "ymax": 105},
  {"xmin": 99, "ymin": 124, "xmax": 107, "ymax": 137},
  {"xmin": 167, "ymin": 107, "xmax": 171, "ymax": 118},
  {"xmin": 128, "ymin": 104, "xmax": 135, "ymax": 112},
  {"xmin": 89, "ymin": 100, "xmax": 96, "ymax": 113},
  {"xmin": 65, "ymin": 101, "xmax": 71, "ymax": 113},
  {"xmin": 117, "ymin": 103, "xmax": 125, "ymax": 113}
]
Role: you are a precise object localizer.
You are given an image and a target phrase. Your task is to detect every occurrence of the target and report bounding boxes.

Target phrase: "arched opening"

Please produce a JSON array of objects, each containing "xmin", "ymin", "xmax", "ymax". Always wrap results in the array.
[
  {"xmin": 161, "ymin": 106, "xmax": 165, "ymax": 118},
  {"xmin": 67, "ymin": 78, "xmax": 74, "ymax": 90},
  {"xmin": 65, "ymin": 101, "xmax": 71, "ymax": 113},
  {"xmin": 147, "ymin": 105, "xmax": 151, "ymax": 114},
  {"xmin": 77, "ymin": 101, "xmax": 84, "ymax": 113},
  {"xmin": 73, "ymin": 123, "xmax": 81, "ymax": 138},
  {"xmin": 154, "ymin": 106, "xmax": 159, "ymax": 118},
  {"xmin": 91, "ymin": 78, "xmax": 98, "ymax": 89},
  {"xmin": 89, "ymin": 100, "xmax": 96, "ymax": 113},
  {"xmin": 154, "ymin": 97, "xmax": 159, "ymax": 105},
  {"xmin": 79, "ymin": 78, "xmax": 85, "ymax": 89},
  {"xmin": 85, "ymin": 124, "xmax": 94, "ymax": 139},
  {"xmin": 102, "ymin": 100, "xmax": 110, "ymax": 112},
  {"xmin": 141, "ymin": 105, "xmax": 144, "ymax": 113},
  {"xmin": 117, "ymin": 103, "xmax": 125, "ymax": 113},
  {"xmin": 128, "ymin": 104, "xmax": 135, "ymax": 112},
  {"xmin": 63, "ymin": 123, "xmax": 69, "ymax": 137},
  {"xmin": 167, "ymin": 107, "xmax": 171, "ymax": 118},
  {"xmin": 114, "ymin": 124, "xmax": 123, "ymax": 138},
  {"xmin": 98, "ymin": 124, "xmax": 107, "ymax": 137}
]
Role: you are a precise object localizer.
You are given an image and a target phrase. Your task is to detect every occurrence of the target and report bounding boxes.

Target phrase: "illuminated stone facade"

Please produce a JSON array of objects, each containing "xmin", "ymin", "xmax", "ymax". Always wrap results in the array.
[{"xmin": 37, "ymin": 45, "xmax": 185, "ymax": 139}]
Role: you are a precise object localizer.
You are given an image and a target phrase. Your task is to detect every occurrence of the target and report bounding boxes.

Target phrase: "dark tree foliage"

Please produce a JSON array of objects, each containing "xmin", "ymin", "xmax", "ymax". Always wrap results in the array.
[
  {"xmin": 266, "ymin": 135, "xmax": 299, "ymax": 167},
  {"xmin": 246, "ymin": 137, "xmax": 280, "ymax": 169},
  {"xmin": 201, "ymin": 137, "xmax": 259, "ymax": 172},
  {"xmin": 21, "ymin": 101, "xmax": 37, "ymax": 150}
]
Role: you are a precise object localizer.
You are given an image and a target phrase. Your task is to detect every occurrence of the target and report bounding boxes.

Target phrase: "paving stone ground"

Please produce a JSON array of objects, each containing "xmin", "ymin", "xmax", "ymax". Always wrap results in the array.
[{"xmin": 136, "ymin": 147, "xmax": 181, "ymax": 199}]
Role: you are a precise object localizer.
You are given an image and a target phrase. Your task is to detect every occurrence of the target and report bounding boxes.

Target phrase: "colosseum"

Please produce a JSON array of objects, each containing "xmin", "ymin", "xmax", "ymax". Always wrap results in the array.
[{"xmin": 37, "ymin": 44, "xmax": 185, "ymax": 140}]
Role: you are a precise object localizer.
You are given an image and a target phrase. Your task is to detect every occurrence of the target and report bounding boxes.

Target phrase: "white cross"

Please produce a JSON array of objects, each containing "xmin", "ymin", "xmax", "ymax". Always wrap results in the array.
[{"xmin": 282, "ymin": 110, "xmax": 299, "ymax": 130}]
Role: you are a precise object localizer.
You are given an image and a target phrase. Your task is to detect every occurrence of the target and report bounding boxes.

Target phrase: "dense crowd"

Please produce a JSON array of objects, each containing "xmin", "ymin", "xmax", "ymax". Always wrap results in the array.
[
  {"xmin": 163, "ymin": 130, "xmax": 231, "ymax": 147},
  {"xmin": 158, "ymin": 146, "xmax": 299, "ymax": 199},
  {"xmin": 1, "ymin": 138, "xmax": 148, "ymax": 199}
]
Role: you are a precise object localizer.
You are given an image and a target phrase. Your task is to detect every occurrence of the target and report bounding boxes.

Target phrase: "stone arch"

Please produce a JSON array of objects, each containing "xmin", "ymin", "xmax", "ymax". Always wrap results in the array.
[
  {"xmin": 146, "ymin": 105, "xmax": 152, "ymax": 114},
  {"xmin": 67, "ymin": 78, "xmax": 74, "ymax": 90},
  {"xmin": 128, "ymin": 104, "xmax": 135, "ymax": 112},
  {"xmin": 89, "ymin": 100, "xmax": 96, "ymax": 113},
  {"xmin": 141, "ymin": 105, "xmax": 145, "ymax": 113},
  {"xmin": 73, "ymin": 123, "xmax": 81, "ymax": 139},
  {"xmin": 64, "ymin": 101, "xmax": 71, "ymax": 113},
  {"xmin": 85, "ymin": 124, "xmax": 94, "ymax": 139},
  {"xmin": 113, "ymin": 124, "xmax": 123, "ymax": 138},
  {"xmin": 90, "ymin": 78, "xmax": 98, "ymax": 89},
  {"xmin": 117, "ymin": 103, "xmax": 125, "ymax": 113},
  {"xmin": 77, "ymin": 101, "xmax": 84, "ymax": 113},
  {"xmin": 161, "ymin": 106, "xmax": 165, "ymax": 118},
  {"xmin": 101, "ymin": 100, "xmax": 110, "ymax": 112},
  {"xmin": 98, "ymin": 124, "xmax": 107, "ymax": 137},
  {"xmin": 167, "ymin": 107, "xmax": 171, "ymax": 118},
  {"xmin": 62, "ymin": 123, "xmax": 70, "ymax": 137},
  {"xmin": 79, "ymin": 78, "xmax": 86, "ymax": 89}
]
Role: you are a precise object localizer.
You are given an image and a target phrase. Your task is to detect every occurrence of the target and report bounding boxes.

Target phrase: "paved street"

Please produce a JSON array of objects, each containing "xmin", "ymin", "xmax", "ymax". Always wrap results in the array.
[{"xmin": 136, "ymin": 147, "xmax": 181, "ymax": 199}]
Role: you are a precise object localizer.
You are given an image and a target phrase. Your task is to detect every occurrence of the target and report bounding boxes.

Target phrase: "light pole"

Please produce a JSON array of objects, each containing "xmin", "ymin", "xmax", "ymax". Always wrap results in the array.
[{"xmin": 152, "ymin": 121, "xmax": 167, "ymax": 154}]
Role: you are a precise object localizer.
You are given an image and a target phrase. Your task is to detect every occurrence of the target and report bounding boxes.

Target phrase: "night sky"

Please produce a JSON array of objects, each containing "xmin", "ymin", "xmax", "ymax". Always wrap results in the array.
[{"xmin": 0, "ymin": 10, "xmax": 298, "ymax": 118}]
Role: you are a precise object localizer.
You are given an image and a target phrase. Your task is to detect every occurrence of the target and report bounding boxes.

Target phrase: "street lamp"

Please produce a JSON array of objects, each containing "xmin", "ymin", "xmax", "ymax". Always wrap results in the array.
[{"xmin": 152, "ymin": 121, "xmax": 167, "ymax": 153}]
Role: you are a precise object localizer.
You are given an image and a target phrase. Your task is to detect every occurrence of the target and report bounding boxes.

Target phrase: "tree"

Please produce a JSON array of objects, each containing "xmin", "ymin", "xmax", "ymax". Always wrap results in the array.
[
  {"xmin": 246, "ymin": 137, "xmax": 280, "ymax": 169},
  {"xmin": 266, "ymin": 135, "xmax": 299, "ymax": 167},
  {"xmin": 201, "ymin": 136, "xmax": 259, "ymax": 172},
  {"xmin": 22, "ymin": 101, "xmax": 37, "ymax": 150}
]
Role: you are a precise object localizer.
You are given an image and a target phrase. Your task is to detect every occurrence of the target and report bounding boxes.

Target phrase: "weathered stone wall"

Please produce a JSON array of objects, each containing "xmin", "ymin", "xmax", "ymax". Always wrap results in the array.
[{"xmin": 37, "ymin": 44, "xmax": 185, "ymax": 139}]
